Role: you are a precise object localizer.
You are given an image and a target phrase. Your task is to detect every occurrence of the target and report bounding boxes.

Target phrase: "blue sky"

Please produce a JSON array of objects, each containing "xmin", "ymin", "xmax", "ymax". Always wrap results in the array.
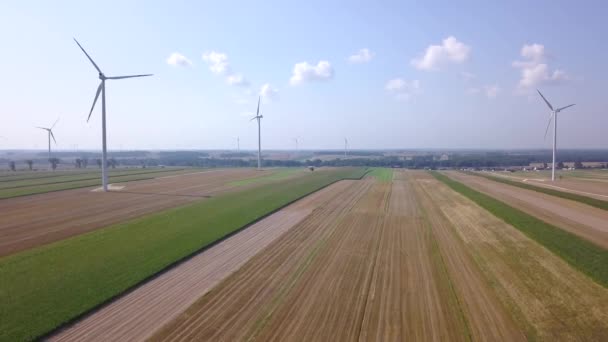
[{"xmin": 1, "ymin": 0, "xmax": 606, "ymax": 150}]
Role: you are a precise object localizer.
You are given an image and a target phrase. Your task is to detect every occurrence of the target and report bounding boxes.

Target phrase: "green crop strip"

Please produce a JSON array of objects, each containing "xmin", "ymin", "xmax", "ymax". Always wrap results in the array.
[
  {"xmin": 367, "ymin": 168, "xmax": 393, "ymax": 182},
  {"xmin": 468, "ymin": 172, "xmax": 608, "ymax": 211},
  {"xmin": 228, "ymin": 168, "xmax": 304, "ymax": 187},
  {"xmin": 0, "ymin": 168, "xmax": 367, "ymax": 341},
  {"xmin": 431, "ymin": 171, "xmax": 608, "ymax": 290}
]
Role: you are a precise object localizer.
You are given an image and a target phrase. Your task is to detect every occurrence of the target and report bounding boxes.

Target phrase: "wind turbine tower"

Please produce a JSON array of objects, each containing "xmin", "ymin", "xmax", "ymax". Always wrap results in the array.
[
  {"xmin": 344, "ymin": 138, "xmax": 348, "ymax": 158},
  {"xmin": 536, "ymin": 89, "xmax": 575, "ymax": 181},
  {"xmin": 74, "ymin": 38, "xmax": 152, "ymax": 191},
  {"xmin": 36, "ymin": 118, "xmax": 59, "ymax": 160},
  {"xmin": 250, "ymin": 96, "xmax": 263, "ymax": 170}
]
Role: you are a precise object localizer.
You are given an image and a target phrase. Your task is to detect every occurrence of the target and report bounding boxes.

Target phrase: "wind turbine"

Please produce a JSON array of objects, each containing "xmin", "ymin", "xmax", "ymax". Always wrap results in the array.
[
  {"xmin": 237, "ymin": 137, "xmax": 240, "ymax": 153},
  {"xmin": 294, "ymin": 137, "xmax": 299, "ymax": 152},
  {"xmin": 537, "ymin": 89, "xmax": 575, "ymax": 181},
  {"xmin": 344, "ymin": 138, "xmax": 348, "ymax": 158},
  {"xmin": 250, "ymin": 96, "xmax": 263, "ymax": 170},
  {"xmin": 74, "ymin": 38, "xmax": 152, "ymax": 191},
  {"xmin": 36, "ymin": 118, "xmax": 59, "ymax": 160}
]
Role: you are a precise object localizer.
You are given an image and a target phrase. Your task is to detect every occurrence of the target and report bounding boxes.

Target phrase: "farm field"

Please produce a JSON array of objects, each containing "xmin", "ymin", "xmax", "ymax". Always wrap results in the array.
[
  {"xmin": 487, "ymin": 170, "xmax": 608, "ymax": 201},
  {"xmin": 153, "ymin": 170, "xmax": 608, "ymax": 341},
  {"xmin": 0, "ymin": 167, "xmax": 193, "ymax": 199},
  {"xmin": 0, "ymin": 168, "xmax": 269, "ymax": 256},
  {"xmin": 51, "ymin": 179, "xmax": 355, "ymax": 341},
  {"xmin": 447, "ymin": 171, "xmax": 608, "ymax": 248},
  {"xmin": 0, "ymin": 168, "xmax": 366, "ymax": 341}
]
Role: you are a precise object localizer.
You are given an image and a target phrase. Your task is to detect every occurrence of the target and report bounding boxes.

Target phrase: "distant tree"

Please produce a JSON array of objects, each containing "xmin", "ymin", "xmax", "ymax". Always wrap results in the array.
[
  {"xmin": 96, "ymin": 159, "xmax": 102, "ymax": 169},
  {"xmin": 557, "ymin": 161, "xmax": 565, "ymax": 169},
  {"xmin": 108, "ymin": 158, "xmax": 118, "ymax": 169},
  {"xmin": 75, "ymin": 158, "xmax": 82, "ymax": 169},
  {"xmin": 542, "ymin": 162, "xmax": 548, "ymax": 169},
  {"xmin": 82, "ymin": 157, "xmax": 89, "ymax": 169},
  {"xmin": 25, "ymin": 160, "xmax": 33, "ymax": 170},
  {"xmin": 574, "ymin": 159, "xmax": 584, "ymax": 169},
  {"xmin": 49, "ymin": 158, "xmax": 60, "ymax": 171},
  {"xmin": 9, "ymin": 161, "xmax": 16, "ymax": 171}
]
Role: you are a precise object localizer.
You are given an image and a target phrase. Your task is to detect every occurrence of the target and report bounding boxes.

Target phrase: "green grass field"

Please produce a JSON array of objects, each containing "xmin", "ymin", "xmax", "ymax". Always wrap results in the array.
[
  {"xmin": 367, "ymin": 168, "xmax": 393, "ymax": 182},
  {"xmin": 433, "ymin": 171, "xmax": 608, "ymax": 288},
  {"xmin": 0, "ymin": 168, "xmax": 187, "ymax": 199},
  {"xmin": 228, "ymin": 168, "xmax": 305, "ymax": 187},
  {"xmin": 0, "ymin": 167, "xmax": 367, "ymax": 341},
  {"xmin": 469, "ymin": 172, "xmax": 608, "ymax": 211}
]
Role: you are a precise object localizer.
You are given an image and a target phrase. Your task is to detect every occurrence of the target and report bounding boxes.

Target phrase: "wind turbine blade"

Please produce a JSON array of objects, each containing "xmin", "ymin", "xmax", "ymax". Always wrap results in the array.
[
  {"xmin": 88, "ymin": 82, "xmax": 103, "ymax": 122},
  {"xmin": 106, "ymin": 74, "xmax": 153, "ymax": 80},
  {"xmin": 536, "ymin": 89, "xmax": 553, "ymax": 111},
  {"xmin": 51, "ymin": 117, "xmax": 60, "ymax": 129},
  {"xmin": 250, "ymin": 116, "xmax": 258, "ymax": 121},
  {"xmin": 256, "ymin": 96, "xmax": 261, "ymax": 116},
  {"xmin": 558, "ymin": 104, "xmax": 575, "ymax": 111},
  {"xmin": 36, "ymin": 126, "xmax": 48, "ymax": 130},
  {"xmin": 73, "ymin": 38, "xmax": 102, "ymax": 73},
  {"xmin": 50, "ymin": 131, "xmax": 57, "ymax": 144},
  {"xmin": 544, "ymin": 114, "xmax": 554, "ymax": 140}
]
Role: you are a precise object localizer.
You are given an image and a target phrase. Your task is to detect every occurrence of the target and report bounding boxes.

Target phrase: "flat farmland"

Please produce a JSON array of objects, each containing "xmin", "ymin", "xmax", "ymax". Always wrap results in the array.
[
  {"xmin": 487, "ymin": 170, "xmax": 608, "ymax": 200},
  {"xmin": 51, "ymin": 180, "xmax": 354, "ymax": 342},
  {"xmin": 0, "ymin": 168, "xmax": 271, "ymax": 256},
  {"xmin": 447, "ymin": 171, "xmax": 608, "ymax": 248}
]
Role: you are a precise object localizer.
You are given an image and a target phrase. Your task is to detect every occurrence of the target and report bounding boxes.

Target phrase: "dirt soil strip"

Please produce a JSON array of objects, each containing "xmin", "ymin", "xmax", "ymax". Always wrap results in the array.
[
  {"xmin": 49, "ymin": 180, "xmax": 353, "ymax": 342},
  {"xmin": 446, "ymin": 171, "xmax": 608, "ymax": 249},
  {"xmin": 153, "ymin": 172, "xmax": 522, "ymax": 341},
  {"xmin": 0, "ymin": 168, "xmax": 269, "ymax": 257},
  {"xmin": 490, "ymin": 172, "xmax": 608, "ymax": 200},
  {"xmin": 418, "ymin": 172, "xmax": 608, "ymax": 340}
]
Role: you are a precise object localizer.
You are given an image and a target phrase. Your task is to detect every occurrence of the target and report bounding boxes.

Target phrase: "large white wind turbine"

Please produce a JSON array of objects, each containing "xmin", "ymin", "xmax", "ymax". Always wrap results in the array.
[
  {"xmin": 344, "ymin": 138, "xmax": 348, "ymax": 158},
  {"xmin": 537, "ymin": 89, "xmax": 575, "ymax": 181},
  {"xmin": 74, "ymin": 38, "xmax": 152, "ymax": 191},
  {"xmin": 250, "ymin": 96, "xmax": 263, "ymax": 170},
  {"xmin": 36, "ymin": 118, "xmax": 59, "ymax": 160}
]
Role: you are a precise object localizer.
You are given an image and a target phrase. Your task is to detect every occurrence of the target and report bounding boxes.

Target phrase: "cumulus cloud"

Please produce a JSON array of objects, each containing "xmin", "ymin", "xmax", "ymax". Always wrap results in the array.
[
  {"xmin": 259, "ymin": 83, "xmax": 279, "ymax": 101},
  {"xmin": 385, "ymin": 78, "xmax": 420, "ymax": 100},
  {"xmin": 202, "ymin": 51, "xmax": 230, "ymax": 74},
  {"xmin": 226, "ymin": 74, "xmax": 249, "ymax": 87},
  {"xmin": 467, "ymin": 84, "xmax": 500, "ymax": 99},
  {"xmin": 411, "ymin": 36, "xmax": 471, "ymax": 71},
  {"xmin": 289, "ymin": 60, "xmax": 334, "ymax": 85},
  {"xmin": 348, "ymin": 48, "xmax": 374, "ymax": 64},
  {"xmin": 512, "ymin": 44, "xmax": 569, "ymax": 90},
  {"xmin": 166, "ymin": 52, "xmax": 192, "ymax": 67}
]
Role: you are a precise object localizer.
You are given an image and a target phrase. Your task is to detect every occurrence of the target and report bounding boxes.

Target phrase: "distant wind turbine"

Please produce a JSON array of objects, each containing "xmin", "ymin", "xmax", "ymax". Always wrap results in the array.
[
  {"xmin": 294, "ymin": 137, "xmax": 299, "ymax": 152},
  {"xmin": 36, "ymin": 118, "xmax": 59, "ymax": 160},
  {"xmin": 237, "ymin": 137, "xmax": 240, "ymax": 153},
  {"xmin": 537, "ymin": 89, "xmax": 575, "ymax": 181},
  {"xmin": 74, "ymin": 38, "xmax": 153, "ymax": 191},
  {"xmin": 250, "ymin": 96, "xmax": 263, "ymax": 170},
  {"xmin": 344, "ymin": 138, "xmax": 348, "ymax": 158}
]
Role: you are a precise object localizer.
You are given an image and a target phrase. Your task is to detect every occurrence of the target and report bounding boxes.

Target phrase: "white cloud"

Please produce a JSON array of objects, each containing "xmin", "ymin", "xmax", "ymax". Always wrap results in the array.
[
  {"xmin": 202, "ymin": 51, "xmax": 231, "ymax": 74},
  {"xmin": 259, "ymin": 83, "xmax": 279, "ymax": 101},
  {"xmin": 289, "ymin": 60, "xmax": 334, "ymax": 85},
  {"xmin": 348, "ymin": 48, "xmax": 374, "ymax": 64},
  {"xmin": 385, "ymin": 78, "xmax": 420, "ymax": 100},
  {"xmin": 460, "ymin": 71, "xmax": 476, "ymax": 81},
  {"xmin": 226, "ymin": 74, "xmax": 249, "ymax": 87},
  {"xmin": 166, "ymin": 52, "xmax": 192, "ymax": 67},
  {"xmin": 411, "ymin": 36, "xmax": 471, "ymax": 71},
  {"xmin": 512, "ymin": 44, "xmax": 569, "ymax": 90}
]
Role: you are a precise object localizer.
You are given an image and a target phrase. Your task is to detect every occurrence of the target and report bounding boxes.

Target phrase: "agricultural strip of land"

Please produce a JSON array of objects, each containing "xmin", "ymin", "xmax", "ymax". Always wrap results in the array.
[
  {"xmin": 50, "ymin": 180, "xmax": 355, "ymax": 342},
  {"xmin": 0, "ymin": 168, "xmax": 366, "ymax": 341},
  {"xmin": 367, "ymin": 167, "xmax": 394, "ymax": 182},
  {"xmin": 473, "ymin": 171, "xmax": 608, "ymax": 209},
  {"xmin": 432, "ymin": 172, "xmax": 608, "ymax": 288},
  {"xmin": 228, "ymin": 168, "xmax": 304, "ymax": 186},
  {"xmin": 0, "ymin": 168, "xmax": 267, "ymax": 256},
  {"xmin": 420, "ymin": 172, "xmax": 608, "ymax": 340},
  {"xmin": 153, "ymin": 171, "xmax": 523, "ymax": 341},
  {"xmin": 448, "ymin": 171, "xmax": 608, "ymax": 249},
  {"xmin": 0, "ymin": 168, "xmax": 191, "ymax": 199}
]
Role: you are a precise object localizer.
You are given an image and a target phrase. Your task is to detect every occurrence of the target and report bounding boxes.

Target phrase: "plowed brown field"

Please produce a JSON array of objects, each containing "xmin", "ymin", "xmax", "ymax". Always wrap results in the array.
[
  {"xmin": 152, "ymin": 171, "xmax": 526, "ymax": 341},
  {"xmin": 0, "ymin": 168, "xmax": 270, "ymax": 256},
  {"xmin": 446, "ymin": 171, "xmax": 608, "ymax": 248}
]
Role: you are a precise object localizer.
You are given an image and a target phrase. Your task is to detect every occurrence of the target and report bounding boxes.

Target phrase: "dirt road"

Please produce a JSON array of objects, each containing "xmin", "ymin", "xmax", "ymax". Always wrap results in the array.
[
  {"xmin": 0, "ymin": 168, "xmax": 268, "ymax": 256},
  {"xmin": 446, "ymin": 171, "xmax": 608, "ymax": 249}
]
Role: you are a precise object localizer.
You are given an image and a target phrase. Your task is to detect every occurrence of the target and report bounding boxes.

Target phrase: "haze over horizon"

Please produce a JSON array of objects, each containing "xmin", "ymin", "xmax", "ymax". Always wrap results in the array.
[{"xmin": 1, "ymin": 0, "xmax": 606, "ymax": 151}]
